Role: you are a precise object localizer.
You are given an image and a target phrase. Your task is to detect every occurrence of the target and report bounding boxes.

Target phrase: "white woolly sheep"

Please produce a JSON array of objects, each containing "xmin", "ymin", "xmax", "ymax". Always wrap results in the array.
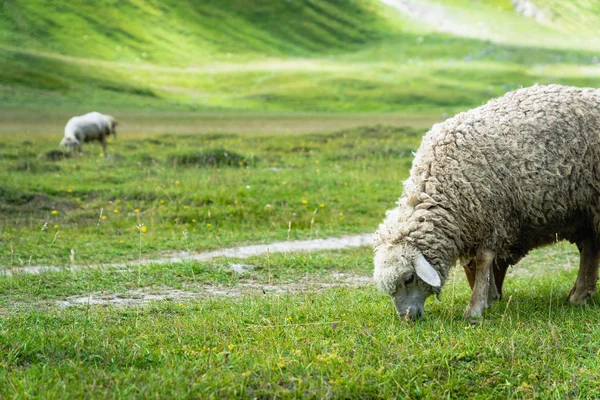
[
  {"xmin": 60, "ymin": 112, "xmax": 118, "ymax": 153},
  {"xmin": 373, "ymin": 84, "xmax": 600, "ymax": 321}
]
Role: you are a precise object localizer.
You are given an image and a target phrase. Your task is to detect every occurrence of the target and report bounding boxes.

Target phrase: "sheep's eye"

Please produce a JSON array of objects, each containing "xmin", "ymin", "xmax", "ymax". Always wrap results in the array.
[{"xmin": 404, "ymin": 274, "xmax": 414, "ymax": 285}]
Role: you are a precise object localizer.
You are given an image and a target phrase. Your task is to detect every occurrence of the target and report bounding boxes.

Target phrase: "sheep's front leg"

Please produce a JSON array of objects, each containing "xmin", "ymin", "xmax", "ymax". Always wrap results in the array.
[
  {"xmin": 463, "ymin": 257, "xmax": 502, "ymax": 304},
  {"xmin": 568, "ymin": 239, "xmax": 600, "ymax": 304},
  {"xmin": 463, "ymin": 249, "xmax": 495, "ymax": 322}
]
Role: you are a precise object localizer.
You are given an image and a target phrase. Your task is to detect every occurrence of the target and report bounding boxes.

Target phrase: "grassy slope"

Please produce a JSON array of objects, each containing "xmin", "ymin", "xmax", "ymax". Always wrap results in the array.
[
  {"xmin": 0, "ymin": 0, "xmax": 392, "ymax": 111},
  {"xmin": 1, "ymin": 0, "xmax": 389, "ymax": 62},
  {"xmin": 2, "ymin": 0, "xmax": 600, "ymax": 113}
]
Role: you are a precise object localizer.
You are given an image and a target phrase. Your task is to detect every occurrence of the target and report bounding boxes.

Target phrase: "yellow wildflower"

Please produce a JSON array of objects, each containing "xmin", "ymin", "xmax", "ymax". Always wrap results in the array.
[
  {"xmin": 141, "ymin": 226, "xmax": 147, "ymax": 233},
  {"xmin": 101, "ymin": 215, "xmax": 107, "ymax": 220},
  {"xmin": 114, "ymin": 209, "xmax": 119, "ymax": 213},
  {"xmin": 228, "ymin": 344, "xmax": 234, "ymax": 351},
  {"xmin": 134, "ymin": 208, "xmax": 140, "ymax": 213},
  {"xmin": 51, "ymin": 210, "xmax": 58, "ymax": 215},
  {"xmin": 301, "ymin": 199, "xmax": 308, "ymax": 205},
  {"xmin": 319, "ymin": 204, "xmax": 325, "ymax": 208}
]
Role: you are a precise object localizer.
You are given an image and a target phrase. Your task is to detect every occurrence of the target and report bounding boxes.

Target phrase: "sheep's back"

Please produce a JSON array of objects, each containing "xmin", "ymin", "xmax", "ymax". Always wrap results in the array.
[
  {"xmin": 410, "ymin": 84, "xmax": 600, "ymax": 256},
  {"xmin": 64, "ymin": 112, "xmax": 109, "ymax": 140}
]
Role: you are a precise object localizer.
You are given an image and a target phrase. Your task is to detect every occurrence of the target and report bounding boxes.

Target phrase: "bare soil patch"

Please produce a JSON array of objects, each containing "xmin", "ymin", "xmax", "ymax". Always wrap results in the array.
[{"xmin": 55, "ymin": 272, "xmax": 374, "ymax": 308}]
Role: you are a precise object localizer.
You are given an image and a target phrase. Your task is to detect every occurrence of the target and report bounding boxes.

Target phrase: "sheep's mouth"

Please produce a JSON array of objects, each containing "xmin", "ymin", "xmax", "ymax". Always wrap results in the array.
[
  {"xmin": 393, "ymin": 298, "xmax": 425, "ymax": 320},
  {"xmin": 396, "ymin": 307, "xmax": 423, "ymax": 320}
]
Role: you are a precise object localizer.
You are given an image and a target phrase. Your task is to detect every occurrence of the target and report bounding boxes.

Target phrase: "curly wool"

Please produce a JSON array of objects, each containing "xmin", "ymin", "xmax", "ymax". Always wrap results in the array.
[{"xmin": 375, "ymin": 84, "xmax": 600, "ymax": 288}]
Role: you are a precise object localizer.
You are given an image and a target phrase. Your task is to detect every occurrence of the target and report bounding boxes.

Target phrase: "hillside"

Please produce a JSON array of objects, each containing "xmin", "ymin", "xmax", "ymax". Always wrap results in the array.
[
  {"xmin": 2, "ymin": 0, "xmax": 600, "ymax": 114},
  {"xmin": 1, "ymin": 0, "xmax": 394, "ymax": 64}
]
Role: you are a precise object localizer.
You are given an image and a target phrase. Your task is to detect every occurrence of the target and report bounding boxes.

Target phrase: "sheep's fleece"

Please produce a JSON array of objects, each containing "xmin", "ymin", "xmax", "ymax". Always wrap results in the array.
[
  {"xmin": 60, "ymin": 112, "xmax": 117, "ymax": 153},
  {"xmin": 374, "ymin": 84, "xmax": 600, "ymax": 320}
]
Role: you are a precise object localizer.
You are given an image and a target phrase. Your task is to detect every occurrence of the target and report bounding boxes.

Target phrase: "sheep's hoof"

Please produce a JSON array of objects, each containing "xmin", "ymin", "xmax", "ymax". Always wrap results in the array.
[
  {"xmin": 567, "ymin": 286, "xmax": 596, "ymax": 305},
  {"xmin": 463, "ymin": 306, "xmax": 484, "ymax": 323}
]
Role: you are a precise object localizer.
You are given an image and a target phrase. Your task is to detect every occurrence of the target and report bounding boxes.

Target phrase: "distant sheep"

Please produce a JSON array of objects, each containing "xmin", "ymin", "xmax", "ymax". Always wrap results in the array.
[
  {"xmin": 374, "ymin": 84, "xmax": 600, "ymax": 321},
  {"xmin": 60, "ymin": 112, "xmax": 118, "ymax": 153}
]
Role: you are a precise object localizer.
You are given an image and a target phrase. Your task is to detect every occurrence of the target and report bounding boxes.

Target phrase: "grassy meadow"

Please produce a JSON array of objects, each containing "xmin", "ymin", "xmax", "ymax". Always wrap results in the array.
[
  {"xmin": 0, "ymin": 124, "xmax": 421, "ymax": 266},
  {"xmin": 3, "ymin": 0, "xmax": 600, "ymax": 398}
]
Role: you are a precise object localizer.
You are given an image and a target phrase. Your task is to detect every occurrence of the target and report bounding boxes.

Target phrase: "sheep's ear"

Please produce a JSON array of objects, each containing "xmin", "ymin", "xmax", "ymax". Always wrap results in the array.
[{"xmin": 415, "ymin": 253, "xmax": 441, "ymax": 288}]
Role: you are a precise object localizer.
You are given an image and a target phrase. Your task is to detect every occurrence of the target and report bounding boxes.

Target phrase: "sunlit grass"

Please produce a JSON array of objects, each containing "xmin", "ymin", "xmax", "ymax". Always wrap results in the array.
[{"xmin": 0, "ymin": 125, "xmax": 419, "ymax": 266}]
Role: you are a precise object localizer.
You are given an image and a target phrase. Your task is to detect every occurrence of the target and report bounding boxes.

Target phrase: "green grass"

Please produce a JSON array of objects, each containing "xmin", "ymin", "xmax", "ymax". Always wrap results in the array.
[
  {"xmin": 0, "ymin": 125, "xmax": 421, "ymax": 266},
  {"xmin": 3, "ymin": 0, "xmax": 600, "ymax": 113},
  {"xmin": 4, "ymin": 0, "xmax": 600, "ymax": 397},
  {"xmin": 1, "ymin": 243, "xmax": 599, "ymax": 398},
  {"xmin": 0, "ymin": 0, "xmax": 392, "ymax": 62}
]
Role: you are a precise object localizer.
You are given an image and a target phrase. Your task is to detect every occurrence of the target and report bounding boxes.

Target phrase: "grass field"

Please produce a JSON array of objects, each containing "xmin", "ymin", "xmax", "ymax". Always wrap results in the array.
[
  {"xmin": 3, "ymin": 0, "xmax": 600, "ymax": 398},
  {"xmin": 1, "ymin": 121, "xmax": 600, "ymax": 398},
  {"xmin": 2, "ymin": 243, "xmax": 600, "ymax": 398},
  {"xmin": 0, "ymin": 124, "xmax": 423, "ymax": 266}
]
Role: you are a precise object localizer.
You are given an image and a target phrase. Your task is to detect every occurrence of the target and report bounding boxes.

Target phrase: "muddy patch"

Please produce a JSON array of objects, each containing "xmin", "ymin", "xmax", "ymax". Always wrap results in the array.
[
  {"xmin": 229, "ymin": 263, "xmax": 254, "ymax": 273},
  {"xmin": 10, "ymin": 161, "xmax": 61, "ymax": 173},
  {"xmin": 44, "ymin": 149, "xmax": 72, "ymax": 161},
  {"xmin": 0, "ymin": 185, "xmax": 79, "ymax": 216},
  {"xmin": 56, "ymin": 273, "xmax": 374, "ymax": 308},
  {"xmin": 56, "ymin": 288, "xmax": 201, "ymax": 307}
]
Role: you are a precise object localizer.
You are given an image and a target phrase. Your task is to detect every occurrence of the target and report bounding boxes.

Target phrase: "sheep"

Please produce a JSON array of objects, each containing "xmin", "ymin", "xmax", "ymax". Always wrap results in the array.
[
  {"xmin": 60, "ymin": 112, "xmax": 118, "ymax": 154},
  {"xmin": 373, "ymin": 84, "xmax": 600, "ymax": 321}
]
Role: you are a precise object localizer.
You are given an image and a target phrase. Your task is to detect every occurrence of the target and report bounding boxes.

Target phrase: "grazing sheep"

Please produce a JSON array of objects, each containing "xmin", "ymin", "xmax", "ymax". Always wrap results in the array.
[
  {"xmin": 60, "ymin": 112, "xmax": 118, "ymax": 153},
  {"xmin": 373, "ymin": 84, "xmax": 600, "ymax": 321}
]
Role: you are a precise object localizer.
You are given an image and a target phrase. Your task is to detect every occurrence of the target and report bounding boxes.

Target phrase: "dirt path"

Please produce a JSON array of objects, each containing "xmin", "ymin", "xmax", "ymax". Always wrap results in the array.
[{"xmin": 1, "ymin": 234, "xmax": 373, "ymax": 276}]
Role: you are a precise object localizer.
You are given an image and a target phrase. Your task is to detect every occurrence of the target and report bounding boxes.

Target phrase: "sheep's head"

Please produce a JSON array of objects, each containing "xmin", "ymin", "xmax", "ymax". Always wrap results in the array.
[
  {"xmin": 105, "ymin": 115, "xmax": 118, "ymax": 137},
  {"xmin": 59, "ymin": 137, "xmax": 79, "ymax": 153},
  {"xmin": 373, "ymin": 243, "xmax": 442, "ymax": 319}
]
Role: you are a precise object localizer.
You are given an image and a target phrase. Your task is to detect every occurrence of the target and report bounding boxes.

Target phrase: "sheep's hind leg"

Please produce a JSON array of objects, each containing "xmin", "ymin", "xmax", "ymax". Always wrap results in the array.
[
  {"xmin": 463, "ymin": 249, "xmax": 495, "ymax": 322},
  {"xmin": 568, "ymin": 239, "xmax": 600, "ymax": 304},
  {"xmin": 462, "ymin": 259, "xmax": 476, "ymax": 290},
  {"xmin": 492, "ymin": 259, "xmax": 509, "ymax": 300}
]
